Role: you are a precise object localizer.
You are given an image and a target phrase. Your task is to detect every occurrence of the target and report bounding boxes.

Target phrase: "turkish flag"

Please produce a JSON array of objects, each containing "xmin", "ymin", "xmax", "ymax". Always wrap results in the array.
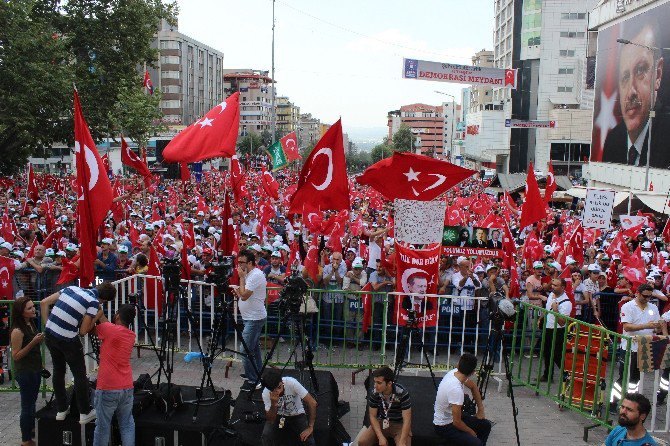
[
  {"xmin": 281, "ymin": 131, "xmax": 301, "ymax": 161},
  {"xmin": 662, "ymin": 218, "xmax": 670, "ymax": 244},
  {"xmin": 290, "ymin": 119, "xmax": 350, "ymax": 213},
  {"xmin": 261, "ymin": 167, "xmax": 280, "ymax": 200},
  {"xmin": 27, "ymin": 163, "xmax": 39, "ymax": 202},
  {"xmin": 143, "ymin": 70, "xmax": 154, "ymax": 95},
  {"xmin": 180, "ymin": 245, "xmax": 191, "ymax": 281},
  {"xmin": 74, "ymin": 90, "xmax": 113, "ymax": 287},
  {"xmin": 393, "ymin": 243, "xmax": 440, "ymax": 327},
  {"xmin": 303, "ymin": 236, "xmax": 320, "ymax": 282},
  {"xmin": 622, "ymin": 253, "xmax": 646, "ymax": 286},
  {"xmin": 219, "ymin": 193, "xmax": 236, "ymax": 256},
  {"xmin": 145, "ymin": 245, "xmax": 164, "ymax": 313},
  {"xmin": 544, "ymin": 162, "xmax": 557, "ymax": 203},
  {"xmin": 1, "ymin": 212, "xmax": 15, "ymax": 243},
  {"xmin": 357, "ymin": 152, "xmax": 476, "ymax": 201},
  {"xmin": 568, "ymin": 223, "xmax": 584, "ymax": 263},
  {"xmin": 607, "ymin": 230, "xmax": 630, "ymax": 260},
  {"xmin": 621, "ymin": 222, "xmax": 644, "ymax": 239},
  {"xmin": 520, "ymin": 163, "xmax": 548, "ymax": 229},
  {"xmin": 0, "ymin": 255, "xmax": 15, "ymax": 299},
  {"xmin": 179, "ymin": 162, "xmax": 190, "ymax": 183},
  {"xmin": 162, "ymin": 92, "xmax": 240, "ymax": 163},
  {"xmin": 502, "ymin": 224, "xmax": 517, "ymax": 269},
  {"xmin": 121, "ymin": 138, "xmax": 151, "ymax": 178},
  {"xmin": 57, "ymin": 256, "xmax": 79, "ymax": 285},
  {"xmin": 360, "ymin": 282, "xmax": 374, "ymax": 334},
  {"xmin": 230, "ymin": 155, "xmax": 249, "ymax": 204}
]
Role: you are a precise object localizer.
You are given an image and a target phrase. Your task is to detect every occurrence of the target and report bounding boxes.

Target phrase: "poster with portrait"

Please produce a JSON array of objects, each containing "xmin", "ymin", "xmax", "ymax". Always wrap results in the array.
[
  {"xmin": 591, "ymin": 2, "xmax": 670, "ymax": 169},
  {"xmin": 441, "ymin": 226, "xmax": 503, "ymax": 257},
  {"xmin": 393, "ymin": 243, "xmax": 440, "ymax": 327}
]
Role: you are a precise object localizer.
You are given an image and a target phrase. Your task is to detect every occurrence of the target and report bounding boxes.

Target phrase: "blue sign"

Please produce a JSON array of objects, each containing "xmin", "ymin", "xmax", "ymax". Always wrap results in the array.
[
  {"xmin": 505, "ymin": 119, "xmax": 511, "ymax": 127},
  {"xmin": 348, "ymin": 299, "xmax": 364, "ymax": 313},
  {"xmin": 404, "ymin": 58, "xmax": 418, "ymax": 79},
  {"xmin": 440, "ymin": 303, "xmax": 462, "ymax": 316}
]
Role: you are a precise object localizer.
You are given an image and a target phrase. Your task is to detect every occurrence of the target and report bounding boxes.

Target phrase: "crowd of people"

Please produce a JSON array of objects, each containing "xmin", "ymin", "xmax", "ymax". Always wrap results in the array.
[{"xmin": 2, "ymin": 158, "xmax": 670, "ymax": 446}]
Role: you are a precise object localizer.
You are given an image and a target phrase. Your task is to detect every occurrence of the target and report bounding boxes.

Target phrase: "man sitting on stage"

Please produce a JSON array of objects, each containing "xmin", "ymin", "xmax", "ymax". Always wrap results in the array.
[
  {"xmin": 358, "ymin": 366, "xmax": 412, "ymax": 446},
  {"xmin": 261, "ymin": 369, "xmax": 317, "ymax": 446},
  {"xmin": 434, "ymin": 353, "xmax": 492, "ymax": 446}
]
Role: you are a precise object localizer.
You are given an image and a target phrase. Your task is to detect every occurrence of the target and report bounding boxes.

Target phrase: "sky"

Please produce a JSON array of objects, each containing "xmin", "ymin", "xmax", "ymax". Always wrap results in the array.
[{"xmin": 176, "ymin": 0, "xmax": 494, "ymax": 141}]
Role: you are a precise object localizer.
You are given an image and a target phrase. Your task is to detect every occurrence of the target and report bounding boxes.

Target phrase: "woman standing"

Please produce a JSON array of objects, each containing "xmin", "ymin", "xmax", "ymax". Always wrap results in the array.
[{"xmin": 11, "ymin": 297, "xmax": 44, "ymax": 446}]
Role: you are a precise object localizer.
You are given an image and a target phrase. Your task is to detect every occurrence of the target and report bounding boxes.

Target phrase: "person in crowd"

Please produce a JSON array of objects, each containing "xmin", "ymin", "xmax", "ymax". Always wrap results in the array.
[
  {"xmin": 611, "ymin": 284, "xmax": 667, "ymax": 412},
  {"xmin": 540, "ymin": 279, "xmax": 572, "ymax": 382},
  {"xmin": 95, "ymin": 238, "xmax": 118, "ymax": 281},
  {"xmin": 93, "ymin": 304, "xmax": 136, "ymax": 446},
  {"xmin": 358, "ymin": 366, "xmax": 412, "ymax": 446},
  {"xmin": 604, "ymin": 394, "xmax": 658, "ymax": 446},
  {"xmin": 40, "ymin": 282, "xmax": 117, "ymax": 424},
  {"xmin": 11, "ymin": 296, "xmax": 44, "ymax": 446},
  {"xmin": 368, "ymin": 260, "xmax": 394, "ymax": 348},
  {"xmin": 320, "ymin": 251, "xmax": 346, "ymax": 339},
  {"xmin": 342, "ymin": 258, "xmax": 368, "ymax": 346},
  {"xmin": 263, "ymin": 250, "xmax": 287, "ymax": 286},
  {"xmin": 232, "ymin": 249, "xmax": 267, "ymax": 391},
  {"xmin": 260, "ymin": 368, "xmax": 317, "ymax": 446},
  {"xmin": 433, "ymin": 353, "xmax": 491, "ymax": 446}
]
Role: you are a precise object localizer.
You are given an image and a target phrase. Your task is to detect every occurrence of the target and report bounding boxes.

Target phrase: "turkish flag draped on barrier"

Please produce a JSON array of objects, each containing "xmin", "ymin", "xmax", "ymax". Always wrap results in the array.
[
  {"xmin": 162, "ymin": 92, "xmax": 240, "ymax": 163},
  {"xmin": 393, "ymin": 243, "xmax": 440, "ymax": 327},
  {"xmin": 0, "ymin": 255, "xmax": 15, "ymax": 299},
  {"xmin": 74, "ymin": 90, "xmax": 113, "ymax": 287},
  {"xmin": 520, "ymin": 162, "xmax": 548, "ymax": 229},
  {"xmin": 121, "ymin": 138, "xmax": 151, "ymax": 178},
  {"xmin": 356, "ymin": 152, "xmax": 476, "ymax": 201},
  {"xmin": 290, "ymin": 119, "xmax": 350, "ymax": 213}
]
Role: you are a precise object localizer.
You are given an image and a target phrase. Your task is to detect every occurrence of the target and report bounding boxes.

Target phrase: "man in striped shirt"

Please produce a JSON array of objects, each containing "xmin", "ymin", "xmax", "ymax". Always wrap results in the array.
[{"xmin": 40, "ymin": 282, "xmax": 116, "ymax": 424}]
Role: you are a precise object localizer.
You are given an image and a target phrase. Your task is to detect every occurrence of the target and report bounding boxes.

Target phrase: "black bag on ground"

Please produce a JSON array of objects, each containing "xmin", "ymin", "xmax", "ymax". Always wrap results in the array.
[{"xmin": 154, "ymin": 383, "xmax": 184, "ymax": 414}]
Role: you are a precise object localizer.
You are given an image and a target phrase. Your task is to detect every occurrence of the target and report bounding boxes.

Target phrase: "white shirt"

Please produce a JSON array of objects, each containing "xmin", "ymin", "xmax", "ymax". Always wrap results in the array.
[
  {"xmin": 238, "ymin": 267, "xmax": 267, "ymax": 321},
  {"xmin": 620, "ymin": 299, "xmax": 660, "ymax": 352},
  {"xmin": 262, "ymin": 376, "xmax": 309, "ymax": 416},
  {"xmin": 545, "ymin": 292, "xmax": 572, "ymax": 329},
  {"xmin": 367, "ymin": 240, "xmax": 381, "ymax": 269},
  {"xmin": 663, "ymin": 309, "xmax": 670, "ymax": 322},
  {"xmin": 434, "ymin": 369, "xmax": 466, "ymax": 426},
  {"xmin": 451, "ymin": 271, "xmax": 479, "ymax": 311}
]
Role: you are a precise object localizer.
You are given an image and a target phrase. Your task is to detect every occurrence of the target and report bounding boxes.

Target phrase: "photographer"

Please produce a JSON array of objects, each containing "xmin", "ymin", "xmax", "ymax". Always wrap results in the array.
[
  {"xmin": 358, "ymin": 366, "xmax": 412, "ymax": 446},
  {"xmin": 233, "ymin": 249, "xmax": 267, "ymax": 391},
  {"xmin": 261, "ymin": 369, "xmax": 317, "ymax": 446},
  {"xmin": 434, "ymin": 353, "xmax": 491, "ymax": 446},
  {"xmin": 11, "ymin": 296, "xmax": 44, "ymax": 446}
]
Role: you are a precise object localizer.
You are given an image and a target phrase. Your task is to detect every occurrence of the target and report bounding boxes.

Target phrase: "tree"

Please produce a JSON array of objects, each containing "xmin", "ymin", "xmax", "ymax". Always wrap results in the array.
[
  {"xmin": 346, "ymin": 150, "xmax": 371, "ymax": 173},
  {"xmin": 392, "ymin": 124, "xmax": 416, "ymax": 152},
  {"xmin": 370, "ymin": 140, "xmax": 393, "ymax": 163},
  {"xmin": 0, "ymin": 0, "xmax": 178, "ymax": 173},
  {"xmin": 109, "ymin": 84, "xmax": 167, "ymax": 147},
  {"xmin": 236, "ymin": 133, "xmax": 263, "ymax": 156}
]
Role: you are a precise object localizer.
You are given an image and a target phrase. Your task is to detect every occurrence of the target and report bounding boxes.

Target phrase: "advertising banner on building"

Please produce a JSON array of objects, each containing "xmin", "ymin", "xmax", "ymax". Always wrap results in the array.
[
  {"xmin": 393, "ymin": 243, "xmax": 440, "ymax": 327},
  {"xmin": 441, "ymin": 226, "xmax": 504, "ymax": 257},
  {"xmin": 583, "ymin": 189, "xmax": 616, "ymax": 229},
  {"xmin": 591, "ymin": 2, "xmax": 670, "ymax": 168},
  {"xmin": 403, "ymin": 58, "xmax": 518, "ymax": 89},
  {"xmin": 505, "ymin": 119, "xmax": 556, "ymax": 128}
]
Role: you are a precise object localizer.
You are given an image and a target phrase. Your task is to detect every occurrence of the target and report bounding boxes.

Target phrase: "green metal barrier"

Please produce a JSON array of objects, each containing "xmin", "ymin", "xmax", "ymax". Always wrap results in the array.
[{"xmin": 509, "ymin": 301, "xmax": 632, "ymax": 433}]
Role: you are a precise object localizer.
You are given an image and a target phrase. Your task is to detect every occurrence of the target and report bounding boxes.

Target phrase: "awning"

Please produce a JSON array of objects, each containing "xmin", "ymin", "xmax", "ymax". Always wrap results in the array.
[
  {"xmin": 554, "ymin": 175, "xmax": 574, "ymax": 191},
  {"xmin": 495, "ymin": 173, "xmax": 527, "ymax": 192},
  {"xmin": 635, "ymin": 193, "xmax": 670, "ymax": 215}
]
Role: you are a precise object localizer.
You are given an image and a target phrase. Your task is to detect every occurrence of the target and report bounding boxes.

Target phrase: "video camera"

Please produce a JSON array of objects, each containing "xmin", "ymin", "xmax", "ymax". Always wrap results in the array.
[
  {"xmin": 162, "ymin": 257, "xmax": 182, "ymax": 294},
  {"xmin": 205, "ymin": 255, "xmax": 235, "ymax": 288},
  {"xmin": 487, "ymin": 292, "xmax": 517, "ymax": 329},
  {"xmin": 276, "ymin": 266, "xmax": 308, "ymax": 315}
]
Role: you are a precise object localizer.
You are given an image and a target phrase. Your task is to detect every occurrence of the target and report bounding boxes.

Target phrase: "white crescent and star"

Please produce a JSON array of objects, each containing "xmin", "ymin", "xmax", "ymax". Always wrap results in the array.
[
  {"xmin": 310, "ymin": 148, "xmax": 333, "ymax": 191},
  {"xmin": 0, "ymin": 266, "xmax": 10, "ymax": 289},
  {"xmin": 198, "ymin": 117, "xmax": 214, "ymax": 128},
  {"xmin": 404, "ymin": 168, "xmax": 420, "ymax": 182},
  {"xmin": 217, "ymin": 101, "xmax": 227, "ymax": 113},
  {"xmin": 547, "ymin": 171, "xmax": 555, "ymax": 186},
  {"xmin": 74, "ymin": 141, "xmax": 100, "ymax": 200},
  {"xmin": 284, "ymin": 138, "xmax": 296, "ymax": 150}
]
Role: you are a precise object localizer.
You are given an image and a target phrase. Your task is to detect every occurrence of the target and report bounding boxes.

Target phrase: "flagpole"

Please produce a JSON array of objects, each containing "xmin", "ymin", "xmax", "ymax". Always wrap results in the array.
[{"xmin": 271, "ymin": 0, "xmax": 276, "ymax": 143}]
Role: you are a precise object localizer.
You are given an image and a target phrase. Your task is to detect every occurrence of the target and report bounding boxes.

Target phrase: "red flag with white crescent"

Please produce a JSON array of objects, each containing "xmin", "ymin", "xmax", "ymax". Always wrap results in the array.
[
  {"xmin": 544, "ymin": 162, "xmax": 557, "ymax": 203},
  {"xmin": 393, "ymin": 243, "xmax": 440, "ymax": 327},
  {"xmin": 0, "ymin": 255, "xmax": 15, "ymax": 299}
]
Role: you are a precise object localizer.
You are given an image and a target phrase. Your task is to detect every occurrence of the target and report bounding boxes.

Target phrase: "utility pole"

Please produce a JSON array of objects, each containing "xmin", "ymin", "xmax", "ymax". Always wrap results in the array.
[{"xmin": 271, "ymin": 0, "xmax": 276, "ymax": 142}]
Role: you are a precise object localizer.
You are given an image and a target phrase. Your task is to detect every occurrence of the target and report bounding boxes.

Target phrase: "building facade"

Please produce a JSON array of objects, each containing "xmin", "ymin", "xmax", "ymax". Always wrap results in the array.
[
  {"xmin": 223, "ymin": 69, "xmax": 275, "ymax": 136},
  {"xmin": 469, "ymin": 50, "xmax": 496, "ymax": 113},
  {"xmin": 387, "ymin": 104, "xmax": 445, "ymax": 156},
  {"xmin": 150, "ymin": 19, "xmax": 226, "ymax": 129},
  {"xmin": 276, "ymin": 96, "xmax": 300, "ymax": 134}
]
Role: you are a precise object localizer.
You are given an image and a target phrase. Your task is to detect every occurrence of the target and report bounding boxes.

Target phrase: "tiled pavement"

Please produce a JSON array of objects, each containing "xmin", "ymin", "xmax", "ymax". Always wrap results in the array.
[{"xmin": 2, "ymin": 348, "xmax": 667, "ymax": 446}]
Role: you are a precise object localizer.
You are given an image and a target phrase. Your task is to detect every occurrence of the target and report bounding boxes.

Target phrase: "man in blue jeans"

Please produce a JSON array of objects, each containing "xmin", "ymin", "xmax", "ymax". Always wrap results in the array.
[
  {"xmin": 234, "ymin": 249, "xmax": 267, "ymax": 391},
  {"xmin": 93, "ymin": 304, "xmax": 137, "ymax": 446}
]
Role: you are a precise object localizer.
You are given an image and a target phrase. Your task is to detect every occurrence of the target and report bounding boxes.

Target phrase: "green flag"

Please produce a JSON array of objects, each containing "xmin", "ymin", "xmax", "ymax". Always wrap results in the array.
[{"xmin": 266, "ymin": 140, "xmax": 289, "ymax": 171}]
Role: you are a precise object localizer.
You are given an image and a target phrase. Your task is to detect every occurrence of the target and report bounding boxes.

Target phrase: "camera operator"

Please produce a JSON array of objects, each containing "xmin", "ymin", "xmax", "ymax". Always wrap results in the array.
[
  {"xmin": 433, "ymin": 353, "xmax": 491, "ymax": 446},
  {"xmin": 232, "ymin": 249, "xmax": 267, "ymax": 391},
  {"xmin": 358, "ymin": 366, "xmax": 412, "ymax": 446},
  {"xmin": 261, "ymin": 368, "xmax": 317, "ymax": 446}
]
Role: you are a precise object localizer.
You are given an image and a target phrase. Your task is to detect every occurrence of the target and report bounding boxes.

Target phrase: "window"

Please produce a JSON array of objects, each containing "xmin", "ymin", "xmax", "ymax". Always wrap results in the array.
[
  {"xmin": 160, "ymin": 55, "xmax": 180, "ymax": 65},
  {"xmin": 560, "ymin": 50, "xmax": 576, "ymax": 57},
  {"xmin": 160, "ymin": 40, "xmax": 180, "ymax": 50},
  {"xmin": 557, "ymin": 86, "xmax": 573, "ymax": 92},
  {"xmin": 560, "ymin": 31, "xmax": 585, "ymax": 38},
  {"xmin": 562, "ymin": 12, "xmax": 587, "ymax": 20},
  {"xmin": 162, "ymin": 85, "xmax": 181, "ymax": 93},
  {"xmin": 162, "ymin": 71, "xmax": 180, "ymax": 79},
  {"xmin": 161, "ymin": 100, "xmax": 181, "ymax": 108},
  {"xmin": 558, "ymin": 68, "xmax": 575, "ymax": 74}
]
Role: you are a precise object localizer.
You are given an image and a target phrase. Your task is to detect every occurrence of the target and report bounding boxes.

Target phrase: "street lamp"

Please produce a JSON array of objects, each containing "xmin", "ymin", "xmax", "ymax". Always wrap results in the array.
[
  {"xmin": 616, "ymin": 38, "xmax": 669, "ymax": 191},
  {"xmin": 435, "ymin": 90, "xmax": 456, "ymax": 162}
]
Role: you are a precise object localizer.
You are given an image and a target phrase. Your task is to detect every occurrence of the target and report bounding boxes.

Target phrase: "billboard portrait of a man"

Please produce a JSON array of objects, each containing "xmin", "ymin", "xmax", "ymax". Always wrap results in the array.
[{"xmin": 593, "ymin": 5, "xmax": 670, "ymax": 169}]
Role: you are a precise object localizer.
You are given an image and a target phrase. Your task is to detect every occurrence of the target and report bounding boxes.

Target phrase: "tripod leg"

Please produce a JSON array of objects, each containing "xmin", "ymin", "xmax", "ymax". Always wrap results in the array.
[{"xmin": 502, "ymin": 349, "xmax": 522, "ymax": 446}]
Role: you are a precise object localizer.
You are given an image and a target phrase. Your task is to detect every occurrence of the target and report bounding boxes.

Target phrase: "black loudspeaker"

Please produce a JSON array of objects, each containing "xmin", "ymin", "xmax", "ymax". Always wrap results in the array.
[
  {"xmin": 36, "ymin": 405, "xmax": 96, "ymax": 446},
  {"xmin": 155, "ymin": 139, "xmax": 171, "ymax": 163}
]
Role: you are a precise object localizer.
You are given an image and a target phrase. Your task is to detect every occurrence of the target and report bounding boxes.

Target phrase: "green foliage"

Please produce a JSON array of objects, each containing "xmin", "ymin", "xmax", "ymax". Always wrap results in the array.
[
  {"xmin": 109, "ymin": 84, "xmax": 167, "ymax": 147},
  {"xmin": 0, "ymin": 0, "xmax": 177, "ymax": 173},
  {"xmin": 299, "ymin": 141, "xmax": 316, "ymax": 160},
  {"xmin": 346, "ymin": 150, "xmax": 371, "ymax": 173},
  {"xmin": 236, "ymin": 133, "xmax": 264, "ymax": 156},
  {"xmin": 370, "ymin": 142, "xmax": 393, "ymax": 163},
  {"xmin": 392, "ymin": 124, "xmax": 416, "ymax": 152}
]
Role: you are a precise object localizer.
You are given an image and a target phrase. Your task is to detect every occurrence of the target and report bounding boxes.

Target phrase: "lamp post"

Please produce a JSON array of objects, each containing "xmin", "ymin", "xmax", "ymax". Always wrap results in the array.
[
  {"xmin": 435, "ymin": 90, "xmax": 456, "ymax": 161},
  {"xmin": 615, "ymin": 38, "xmax": 669, "ymax": 191}
]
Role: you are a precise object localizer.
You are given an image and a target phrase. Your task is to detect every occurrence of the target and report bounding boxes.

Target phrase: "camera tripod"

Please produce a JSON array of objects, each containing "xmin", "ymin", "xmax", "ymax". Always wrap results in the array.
[
  {"xmin": 393, "ymin": 309, "xmax": 438, "ymax": 389},
  {"xmin": 465, "ymin": 317, "xmax": 521, "ymax": 446},
  {"xmin": 254, "ymin": 309, "xmax": 319, "ymax": 394}
]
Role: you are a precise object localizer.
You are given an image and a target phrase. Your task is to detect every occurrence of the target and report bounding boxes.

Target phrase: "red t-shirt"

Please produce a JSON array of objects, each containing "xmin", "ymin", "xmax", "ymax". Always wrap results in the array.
[{"xmin": 96, "ymin": 322, "xmax": 135, "ymax": 390}]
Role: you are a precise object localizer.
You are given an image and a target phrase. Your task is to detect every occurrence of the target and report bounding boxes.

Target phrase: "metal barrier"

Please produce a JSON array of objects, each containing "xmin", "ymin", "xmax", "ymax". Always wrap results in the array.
[{"xmin": 509, "ymin": 301, "xmax": 634, "ymax": 438}]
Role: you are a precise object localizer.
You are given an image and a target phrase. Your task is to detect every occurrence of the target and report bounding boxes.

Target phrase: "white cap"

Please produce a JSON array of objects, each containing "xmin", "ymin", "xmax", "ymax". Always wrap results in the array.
[
  {"xmin": 352, "ymin": 258, "xmax": 364, "ymax": 268},
  {"xmin": 456, "ymin": 256, "xmax": 469, "ymax": 265},
  {"xmin": 207, "ymin": 227, "xmax": 216, "ymax": 234},
  {"xmin": 0, "ymin": 242, "xmax": 12, "ymax": 250},
  {"xmin": 660, "ymin": 251, "xmax": 670, "ymax": 259},
  {"xmin": 587, "ymin": 264, "xmax": 601, "ymax": 272},
  {"xmin": 101, "ymin": 238, "xmax": 114, "ymax": 245},
  {"xmin": 44, "ymin": 248, "xmax": 55, "ymax": 256},
  {"xmin": 565, "ymin": 256, "xmax": 577, "ymax": 265},
  {"xmin": 262, "ymin": 245, "xmax": 273, "ymax": 252},
  {"xmin": 65, "ymin": 243, "xmax": 78, "ymax": 251},
  {"xmin": 474, "ymin": 265, "xmax": 485, "ymax": 274},
  {"xmin": 271, "ymin": 250, "xmax": 281, "ymax": 257},
  {"xmin": 145, "ymin": 224, "xmax": 154, "ymax": 230},
  {"xmin": 280, "ymin": 244, "xmax": 290, "ymax": 252},
  {"xmin": 543, "ymin": 245, "xmax": 553, "ymax": 253},
  {"xmin": 642, "ymin": 241, "xmax": 652, "ymax": 248},
  {"xmin": 197, "ymin": 211, "xmax": 205, "ymax": 216},
  {"xmin": 532, "ymin": 261, "xmax": 544, "ymax": 269},
  {"xmin": 274, "ymin": 235, "xmax": 283, "ymax": 242},
  {"xmin": 548, "ymin": 261, "xmax": 561, "ymax": 271},
  {"xmin": 12, "ymin": 250, "xmax": 24, "ymax": 259},
  {"xmin": 56, "ymin": 250, "xmax": 66, "ymax": 257},
  {"xmin": 250, "ymin": 243, "xmax": 262, "ymax": 251},
  {"xmin": 486, "ymin": 264, "xmax": 498, "ymax": 272},
  {"xmin": 117, "ymin": 245, "xmax": 129, "ymax": 254}
]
